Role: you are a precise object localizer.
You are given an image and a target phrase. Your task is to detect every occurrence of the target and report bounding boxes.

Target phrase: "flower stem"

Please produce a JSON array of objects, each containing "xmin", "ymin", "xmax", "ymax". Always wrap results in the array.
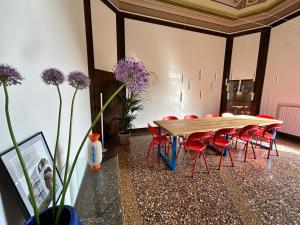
[
  {"xmin": 54, "ymin": 84, "xmax": 125, "ymax": 225},
  {"xmin": 52, "ymin": 85, "xmax": 62, "ymax": 222},
  {"xmin": 3, "ymin": 84, "xmax": 40, "ymax": 225},
  {"xmin": 61, "ymin": 88, "xmax": 78, "ymax": 201}
]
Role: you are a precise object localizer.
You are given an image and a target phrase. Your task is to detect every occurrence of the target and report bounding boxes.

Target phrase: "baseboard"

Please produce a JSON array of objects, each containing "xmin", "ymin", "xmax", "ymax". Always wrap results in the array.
[
  {"xmin": 130, "ymin": 127, "xmax": 148, "ymax": 134},
  {"xmin": 277, "ymin": 131, "xmax": 300, "ymax": 141}
]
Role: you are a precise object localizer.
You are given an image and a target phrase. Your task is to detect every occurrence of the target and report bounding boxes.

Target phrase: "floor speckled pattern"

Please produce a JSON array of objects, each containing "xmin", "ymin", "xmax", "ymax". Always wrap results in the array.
[{"xmin": 118, "ymin": 135, "xmax": 300, "ymax": 225}]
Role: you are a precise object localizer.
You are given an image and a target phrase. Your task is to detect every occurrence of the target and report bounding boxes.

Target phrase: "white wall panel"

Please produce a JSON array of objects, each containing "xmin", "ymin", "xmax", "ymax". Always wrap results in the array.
[
  {"xmin": 261, "ymin": 16, "xmax": 300, "ymax": 120},
  {"xmin": 0, "ymin": 0, "xmax": 90, "ymax": 224},
  {"xmin": 125, "ymin": 19, "xmax": 226, "ymax": 128},
  {"xmin": 231, "ymin": 33, "xmax": 260, "ymax": 80},
  {"xmin": 91, "ymin": 0, "xmax": 117, "ymax": 71}
]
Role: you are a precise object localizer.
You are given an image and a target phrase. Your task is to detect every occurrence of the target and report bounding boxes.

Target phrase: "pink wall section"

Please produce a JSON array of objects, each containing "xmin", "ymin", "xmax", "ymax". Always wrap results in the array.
[{"xmin": 260, "ymin": 16, "xmax": 300, "ymax": 119}]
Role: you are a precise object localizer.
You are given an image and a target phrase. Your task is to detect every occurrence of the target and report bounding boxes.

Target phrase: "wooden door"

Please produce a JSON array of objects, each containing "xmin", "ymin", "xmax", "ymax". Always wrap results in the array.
[{"xmin": 90, "ymin": 69, "xmax": 123, "ymax": 140}]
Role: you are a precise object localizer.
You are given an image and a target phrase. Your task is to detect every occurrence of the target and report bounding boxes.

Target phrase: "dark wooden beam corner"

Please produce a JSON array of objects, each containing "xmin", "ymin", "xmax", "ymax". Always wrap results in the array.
[
  {"xmin": 219, "ymin": 36, "xmax": 233, "ymax": 115},
  {"xmin": 116, "ymin": 13, "xmax": 125, "ymax": 60},
  {"xmin": 83, "ymin": 0, "xmax": 97, "ymax": 126},
  {"xmin": 252, "ymin": 27, "xmax": 271, "ymax": 115}
]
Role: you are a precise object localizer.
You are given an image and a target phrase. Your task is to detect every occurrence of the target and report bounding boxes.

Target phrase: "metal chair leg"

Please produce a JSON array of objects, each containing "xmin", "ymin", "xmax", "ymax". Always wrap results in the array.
[
  {"xmin": 192, "ymin": 153, "xmax": 199, "ymax": 177},
  {"xmin": 228, "ymin": 147, "xmax": 234, "ymax": 167},
  {"xmin": 218, "ymin": 149, "xmax": 224, "ymax": 170},
  {"xmin": 201, "ymin": 152, "xmax": 210, "ymax": 174},
  {"xmin": 147, "ymin": 142, "xmax": 152, "ymax": 160},
  {"xmin": 250, "ymin": 141, "xmax": 256, "ymax": 159},
  {"xmin": 243, "ymin": 142, "xmax": 249, "ymax": 162},
  {"xmin": 267, "ymin": 139, "xmax": 272, "ymax": 159},
  {"xmin": 274, "ymin": 139, "xmax": 279, "ymax": 156}
]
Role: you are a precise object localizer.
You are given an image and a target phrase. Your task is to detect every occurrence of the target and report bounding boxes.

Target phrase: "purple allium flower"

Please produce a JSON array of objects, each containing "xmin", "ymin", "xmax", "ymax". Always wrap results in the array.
[
  {"xmin": 113, "ymin": 58, "xmax": 149, "ymax": 94},
  {"xmin": 41, "ymin": 68, "xmax": 65, "ymax": 85},
  {"xmin": 67, "ymin": 71, "xmax": 90, "ymax": 90},
  {"xmin": 0, "ymin": 64, "xmax": 24, "ymax": 86}
]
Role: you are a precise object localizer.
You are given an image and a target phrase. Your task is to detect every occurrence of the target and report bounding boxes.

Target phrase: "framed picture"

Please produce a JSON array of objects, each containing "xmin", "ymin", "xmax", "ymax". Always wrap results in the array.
[{"xmin": 0, "ymin": 132, "xmax": 63, "ymax": 217}]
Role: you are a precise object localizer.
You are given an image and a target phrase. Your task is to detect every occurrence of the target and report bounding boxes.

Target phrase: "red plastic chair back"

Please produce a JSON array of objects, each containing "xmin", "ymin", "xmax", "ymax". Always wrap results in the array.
[
  {"xmin": 263, "ymin": 123, "xmax": 281, "ymax": 136},
  {"xmin": 222, "ymin": 112, "xmax": 234, "ymax": 117},
  {"xmin": 205, "ymin": 113, "xmax": 218, "ymax": 118},
  {"xmin": 188, "ymin": 132, "xmax": 211, "ymax": 141},
  {"xmin": 257, "ymin": 114, "xmax": 275, "ymax": 119},
  {"xmin": 147, "ymin": 123, "xmax": 160, "ymax": 137},
  {"xmin": 162, "ymin": 116, "xmax": 178, "ymax": 120},
  {"xmin": 187, "ymin": 132, "xmax": 211, "ymax": 146},
  {"xmin": 239, "ymin": 125, "xmax": 259, "ymax": 138},
  {"xmin": 184, "ymin": 114, "xmax": 198, "ymax": 119},
  {"xmin": 214, "ymin": 128, "xmax": 236, "ymax": 142}
]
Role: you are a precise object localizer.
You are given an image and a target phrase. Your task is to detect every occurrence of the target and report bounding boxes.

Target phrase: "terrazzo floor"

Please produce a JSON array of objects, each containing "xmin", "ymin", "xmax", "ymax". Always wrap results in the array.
[{"xmin": 117, "ymin": 135, "xmax": 300, "ymax": 225}]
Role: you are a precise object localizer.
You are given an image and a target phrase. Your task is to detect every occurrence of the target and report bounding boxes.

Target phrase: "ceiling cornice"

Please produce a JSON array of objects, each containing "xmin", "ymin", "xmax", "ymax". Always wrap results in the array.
[{"xmin": 104, "ymin": 0, "xmax": 300, "ymax": 33}]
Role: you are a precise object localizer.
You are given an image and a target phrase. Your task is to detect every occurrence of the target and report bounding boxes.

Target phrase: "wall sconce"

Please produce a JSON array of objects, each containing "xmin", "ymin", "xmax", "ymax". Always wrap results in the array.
[
  {"xmin": 188, "ymin": 80, "xmax": 191, "ymax": 90},
  {"xmin": 198, "ymin": 69, "xmax": 202, "ymax": 81},
  {"xmin": 238, "ymin": 79, "xmax": 241, "ymax": 92},
  {"xmin": 251, "ymin": 92, "xmax": 255, "ymax": 101},
  {"xmin": 180, "ymin": 92, "xmax": 182, "ymax": 102},
  {"xmin": 199, "ymin": 90, "xmax": 202, "ymax": 99}
]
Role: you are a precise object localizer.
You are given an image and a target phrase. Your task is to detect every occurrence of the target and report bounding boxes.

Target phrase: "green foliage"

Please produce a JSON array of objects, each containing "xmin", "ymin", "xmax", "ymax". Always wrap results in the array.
[{"xmin": 116, "ymin": 92, "xmax": 144, "ymax": 134}]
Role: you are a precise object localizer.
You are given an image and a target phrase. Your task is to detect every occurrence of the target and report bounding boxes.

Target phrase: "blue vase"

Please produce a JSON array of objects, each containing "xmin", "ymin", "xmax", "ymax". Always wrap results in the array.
[{"xmin": 23, "ymin": 205, "xmax": 83, "ymax": 225}]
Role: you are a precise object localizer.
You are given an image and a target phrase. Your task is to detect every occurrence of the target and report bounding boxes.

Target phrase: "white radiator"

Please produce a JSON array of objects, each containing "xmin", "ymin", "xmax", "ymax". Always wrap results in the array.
[{"xmin": 277, "ymin": 104, "xmax": 300, "ymax": 137}]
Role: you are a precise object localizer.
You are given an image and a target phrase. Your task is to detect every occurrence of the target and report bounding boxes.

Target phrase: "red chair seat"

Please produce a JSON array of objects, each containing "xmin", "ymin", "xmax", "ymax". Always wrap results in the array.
[
  {"xmin": 239, "ymin": 134, "xmax": 253, "ymax": 141},
  {"xmin": 187, "ymin": 140, "xmax": 206, "ymax": 151},
  {"xmin": 254, "ymin": 129, "xmax": 274, "ymax": 139},
  {"xmin": 152, "ymin": 135, "xmax": 171, "ymax": 144},
  {"xmin": 214, "ymin": 137, "xmax": 230, "ymax": 147}
]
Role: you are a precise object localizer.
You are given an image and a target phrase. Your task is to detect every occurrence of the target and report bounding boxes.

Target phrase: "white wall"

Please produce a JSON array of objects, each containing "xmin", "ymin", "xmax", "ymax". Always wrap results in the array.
[
  {"xmin": 0, "ymin": 0, "xmax": 90, "ymax": 224},
  {"xmin": 125, "ymin": 19, "xmax": 226, "ymax": 127},
  {"xmin": 261, "ymin": 16, "xmax": 300, "ymax": 118},
  {"xmin": 231, "ymin": 33, "xmax": 261, "ymax": 80},
  {"xmin": 91, "ymin": 0, "xmax": 117, "ymax": 71}
]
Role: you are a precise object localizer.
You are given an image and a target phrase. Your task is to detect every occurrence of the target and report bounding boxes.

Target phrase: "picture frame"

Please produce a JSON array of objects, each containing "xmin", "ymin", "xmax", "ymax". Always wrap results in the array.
[{"xmin": 0, "ymin": 132, "xmax": 63, "ymax": 217}]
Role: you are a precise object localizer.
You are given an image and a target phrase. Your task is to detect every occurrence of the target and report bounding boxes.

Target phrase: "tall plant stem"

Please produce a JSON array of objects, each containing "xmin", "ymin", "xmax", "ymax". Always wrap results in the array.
[
  {"xmin": 54, "ymin": 84, "xmax": 125, "ymax": 225},
  {"xmin": 3, "ymin": 85, "xmax": 40, "ymax": 225},
  {"xmin": 61, "ymin": 88, "xmax": 78, "ymax": 203},
  {"xmin": 52, "ymin": 85, "xmax": 62, "ymax": 222}
]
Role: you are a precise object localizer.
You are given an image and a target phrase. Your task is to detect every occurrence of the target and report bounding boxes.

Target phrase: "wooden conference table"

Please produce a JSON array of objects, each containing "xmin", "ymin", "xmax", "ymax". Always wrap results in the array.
[{"xmin": 154, "ymin": 115, "xmax": 282, "ymax": 170}]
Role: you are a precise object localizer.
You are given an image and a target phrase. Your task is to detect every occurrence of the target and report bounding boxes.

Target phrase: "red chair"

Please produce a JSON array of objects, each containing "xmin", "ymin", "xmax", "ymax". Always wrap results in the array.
[
  {"xmin": 213, "ymin": 128, "xmax": 236, "ymax": 170},
  {"xmin": 257, "ymin": 114, "xmax": 275, "ymax": 119},
  {"xmin": 205, "ymin": 113, "xmax": 218, "ymax": 118},
  {"xmin": 184, "ymin": 114, "xmax": 198, "ymax": 119},
  {"xmin": 176, "ymin": 131, "xmax": 212, "ymax": 159},
  {"xmin": 233, "ymin": 125, "xmax": 259, "ymax": 162},
  {"xmin": 147, "ymin": 123, "xmax": 172, "ymax": 166},
  {"xmin": 162, "ymin": 116, "xmax": 178, "ymax": 120},
  {"xmin": 254, "ymin": 123, "xmax": 281, "ymax": 159},
  {"xmin": 222, "ymin": 112, "xmax": 234, "ymax": 117},
  {"xmin": 185, "ymin": 132, "xmax": 210, "ymax": 177}
]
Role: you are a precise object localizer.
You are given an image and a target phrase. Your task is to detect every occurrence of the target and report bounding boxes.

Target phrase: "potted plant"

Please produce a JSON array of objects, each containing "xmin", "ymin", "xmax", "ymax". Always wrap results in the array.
[
  {"xmin": 116, "ymin": 92, "xmax": 144, "ymax": 144},
  {"xmin": 0, "ymin": 58, "xmax": 149, "ymax": 225}
]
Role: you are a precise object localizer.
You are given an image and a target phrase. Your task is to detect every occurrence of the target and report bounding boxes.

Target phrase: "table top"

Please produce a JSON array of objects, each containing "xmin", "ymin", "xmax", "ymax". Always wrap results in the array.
[{"xmin": 153, "ymin": 115, "xmax": 283, "ymax": 136}]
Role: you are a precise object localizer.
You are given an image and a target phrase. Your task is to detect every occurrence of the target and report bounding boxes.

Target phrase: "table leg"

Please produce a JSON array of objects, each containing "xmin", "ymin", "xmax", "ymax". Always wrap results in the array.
[
  {"xmin": 224, "ymin": 134, "xmax": 229, "ymax": 156},
  {"xmin": 158, "ymin": 135, "xmax": 177, "ymax": 170},
  {"xmin": 157, "ymin": 127, "xmax": 161, "ymax": 157}
]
